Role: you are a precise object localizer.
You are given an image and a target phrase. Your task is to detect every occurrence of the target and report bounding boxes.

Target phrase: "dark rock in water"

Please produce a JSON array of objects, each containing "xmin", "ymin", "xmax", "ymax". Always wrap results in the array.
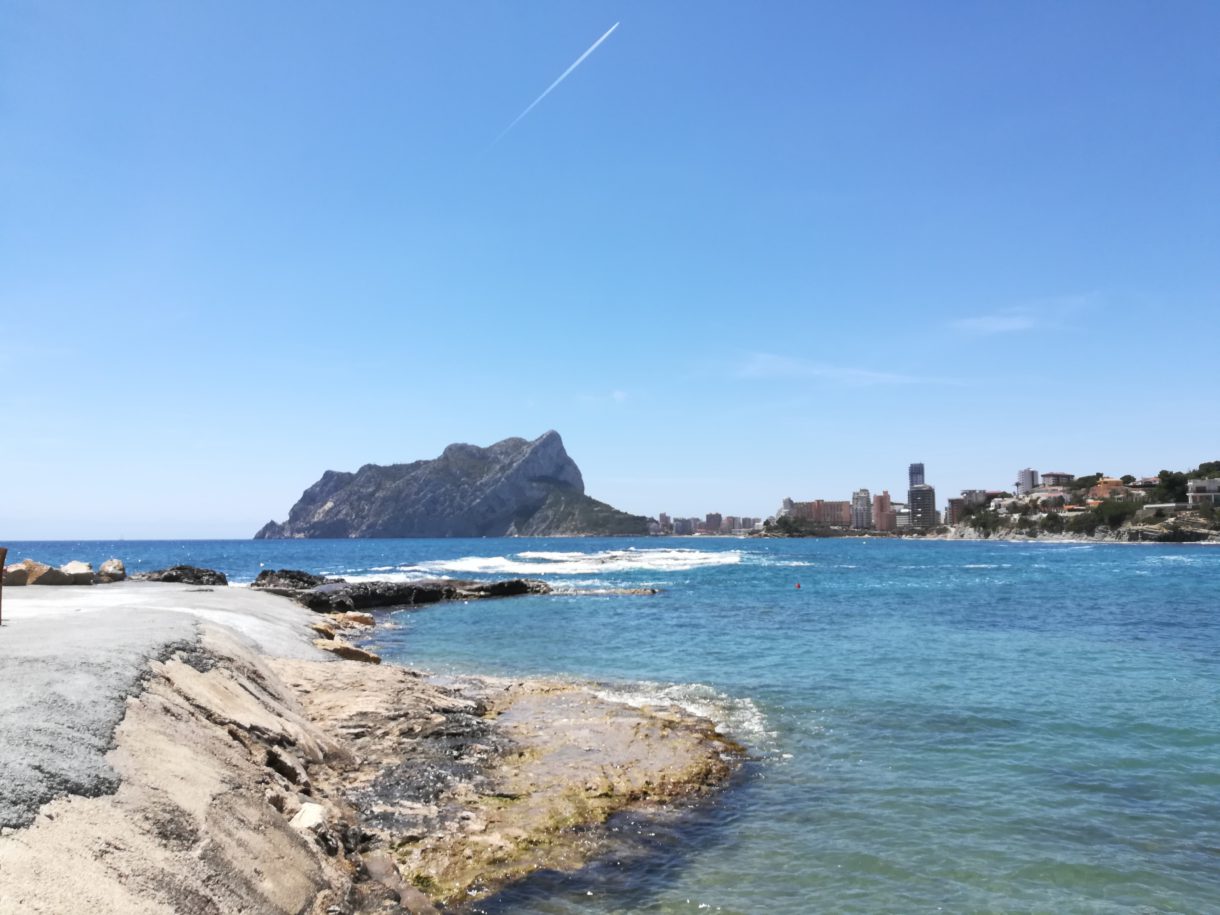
[
  {"xmin": 253, "ymin": 430, "xmax": 650, "ymax": 539},
  {"xmin": 295, "ymin": 578, "xmax": 551, "ymax": 613},
  {"xmin": 131, "ymin": 565, "xmax": 229, "ymax": 586},
  {"xmin": 250, "ymin": 568, "xmax": 343, "ymax": 596}
]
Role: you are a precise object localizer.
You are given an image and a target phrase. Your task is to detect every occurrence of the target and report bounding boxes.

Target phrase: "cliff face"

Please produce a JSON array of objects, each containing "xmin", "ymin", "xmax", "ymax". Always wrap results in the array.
[{"xmin": 255, "ymin": 431, "xmax": 649, "ymax": 539}]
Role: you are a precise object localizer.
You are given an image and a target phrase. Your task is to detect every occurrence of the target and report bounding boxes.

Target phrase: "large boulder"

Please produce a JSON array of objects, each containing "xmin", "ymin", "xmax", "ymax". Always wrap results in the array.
[
  {"xmin": 98, "ymin": 558, "xmax": 126, "ymax": 583},
  {"xmin": 25, "ymin": 561, "xmax": 73, "ymax": 586},
  {"xmin": 59, "ymin": 561, "xmax": 96, "ymax": 585},
  {"xmin": 131, "ymin": 565, "xmax": 228, "ymax": 586},
  {"xmin": 2, "ymin": 563, "xmax": 30, "ymax": 586}
]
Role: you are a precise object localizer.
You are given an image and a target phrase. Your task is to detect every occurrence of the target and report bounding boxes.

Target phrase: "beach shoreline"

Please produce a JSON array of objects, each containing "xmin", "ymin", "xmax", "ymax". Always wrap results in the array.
[{"xmin": 0, "ymin": 582, "xmax": 743, "ymax": 914}]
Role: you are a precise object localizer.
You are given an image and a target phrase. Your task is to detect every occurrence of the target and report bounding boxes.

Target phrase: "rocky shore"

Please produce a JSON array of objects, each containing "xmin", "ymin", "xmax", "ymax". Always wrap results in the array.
[{"xmin": 0, "ymin": 580, "xmax": 742, "ymax": 914}]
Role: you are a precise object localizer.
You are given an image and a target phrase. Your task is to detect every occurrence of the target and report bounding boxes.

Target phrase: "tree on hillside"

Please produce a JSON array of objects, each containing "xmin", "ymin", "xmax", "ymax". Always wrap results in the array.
[
  {"xmin": 1191, "ymin": 461, "xmax": 1220, "ymax": 479},
  {"xmin": 1152, "ymin": 470, "xmax": 1188, "ymax": 503},
  {"xmin": 1071, "ymin": 474, "xmax": 1102, "ymax": 494},
  {"xmin": 1041, "ymin": 513, "xmax": 1065, "ymax": 533},
  {"xmin": 1096, "ymin": 499, "xmax": 1141, "ymax": 529}
]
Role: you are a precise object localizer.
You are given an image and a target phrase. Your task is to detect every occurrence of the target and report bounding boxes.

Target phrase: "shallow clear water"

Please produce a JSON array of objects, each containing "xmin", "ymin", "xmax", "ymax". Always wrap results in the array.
[{"xmin": 9, "ymin": 537, "xmax": 1220, "ymax": 912}]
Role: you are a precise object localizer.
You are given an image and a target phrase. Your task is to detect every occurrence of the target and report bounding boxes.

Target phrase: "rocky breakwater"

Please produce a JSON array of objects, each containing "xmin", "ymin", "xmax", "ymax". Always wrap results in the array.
[
  {"xmin": 2, "ymin": 557, "xmax": 126, "ymax": 586},
  {"xmin": 293, "ymin": 578, "xmax": 552, "ymax": 613},
  {"xmin": 249, "ymin": 570, "xmax": 552, "ymax": 665}
]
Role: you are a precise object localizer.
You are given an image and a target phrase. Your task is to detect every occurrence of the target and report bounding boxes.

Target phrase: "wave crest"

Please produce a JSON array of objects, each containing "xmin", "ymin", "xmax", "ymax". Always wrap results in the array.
[
  {"xmin": 590, "ymin": 680, "xmax": 772, "ymax": 747},
  {"xmin": 405, "ymin": 548, "xmax": 743, "ymax": 578}
]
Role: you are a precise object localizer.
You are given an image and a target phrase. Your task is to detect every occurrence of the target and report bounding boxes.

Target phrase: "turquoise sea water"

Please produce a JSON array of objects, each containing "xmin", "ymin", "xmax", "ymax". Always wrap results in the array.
[{"xmin": 8, "ymin": 537, "xmax": 1220, "ymax": 913}]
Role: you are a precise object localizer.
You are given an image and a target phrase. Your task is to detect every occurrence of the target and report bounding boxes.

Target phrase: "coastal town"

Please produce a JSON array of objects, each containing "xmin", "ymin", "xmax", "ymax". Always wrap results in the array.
[{"xmin": 655, "ymin": 461, "xmax": 1220, "ymax": 540}]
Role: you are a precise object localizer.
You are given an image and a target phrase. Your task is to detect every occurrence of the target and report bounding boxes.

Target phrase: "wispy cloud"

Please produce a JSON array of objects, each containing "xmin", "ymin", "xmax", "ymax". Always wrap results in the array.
[
  {"xmin": 950, "ymin": 312, "xmax": 1039, "ymax": 335},
  {"xmin": 736, "ymin": 353, "xmax": 951, "ymax": 386},
  {"xmin": 492, "ymin": 22, "xmax": 620, "ymax": 146},
  {"xmin": 949, "ymin": 292, "xmax": 1100, "ymax": 336}
]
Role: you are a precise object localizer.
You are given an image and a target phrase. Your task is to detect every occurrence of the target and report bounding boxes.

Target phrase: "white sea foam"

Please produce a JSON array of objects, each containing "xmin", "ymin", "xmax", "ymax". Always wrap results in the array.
[
  {"xmin": 590, "ymin": 680, "xmax": 772, "ymax": 747},
  {"xmin": 333, "ymin": 571, "xmax": 437, "ymax": 584},
  {"xmin": 402, "ymin": 548, "xmax": 743, "ymax": 578}
]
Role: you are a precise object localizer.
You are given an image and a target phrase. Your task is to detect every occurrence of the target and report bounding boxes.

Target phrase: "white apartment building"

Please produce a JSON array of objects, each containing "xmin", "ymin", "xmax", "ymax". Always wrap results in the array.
[{"xmin": 1186, "ymin": 478, "xmax": 1220, "ymax": 507}]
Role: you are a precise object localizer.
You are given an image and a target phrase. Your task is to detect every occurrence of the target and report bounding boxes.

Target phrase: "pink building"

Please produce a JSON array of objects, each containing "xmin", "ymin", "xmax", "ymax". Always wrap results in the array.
[{"xmin": 872, "ymin": 491, "xmax": 896, "ymax": 532}]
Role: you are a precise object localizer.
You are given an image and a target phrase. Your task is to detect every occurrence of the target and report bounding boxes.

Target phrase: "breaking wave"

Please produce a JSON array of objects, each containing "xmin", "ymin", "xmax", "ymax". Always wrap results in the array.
[
  {"xmin": 401, "ymin": 548, "xmax": 743, "ymax": 578},
  {"xmin": 590, "ymin": 680, "xmax": 773, "ymax": 748}
]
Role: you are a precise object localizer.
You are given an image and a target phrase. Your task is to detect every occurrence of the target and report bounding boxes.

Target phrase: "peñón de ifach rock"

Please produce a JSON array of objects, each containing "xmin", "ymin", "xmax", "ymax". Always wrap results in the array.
[{"xmin": 254, "ymin": 431, "xmax": 649, "ymax": 539}]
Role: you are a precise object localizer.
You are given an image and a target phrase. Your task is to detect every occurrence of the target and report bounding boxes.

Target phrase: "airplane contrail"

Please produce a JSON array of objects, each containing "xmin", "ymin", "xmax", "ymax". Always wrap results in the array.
[{"xmin": 492, "ymin": 21, "xmax": 620, "ymax": 146}]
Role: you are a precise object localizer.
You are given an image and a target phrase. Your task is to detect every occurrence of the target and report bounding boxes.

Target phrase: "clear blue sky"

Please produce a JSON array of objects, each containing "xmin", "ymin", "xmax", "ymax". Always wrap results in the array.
[{"xmin": 3, "ymin": 1, "xmax": 1217, "ymax": 538}]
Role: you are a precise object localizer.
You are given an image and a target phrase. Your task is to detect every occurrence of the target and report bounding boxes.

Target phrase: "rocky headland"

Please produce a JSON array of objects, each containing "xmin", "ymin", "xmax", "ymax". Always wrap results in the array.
[
  {"xmin": 0, "ymin": 578, "xmax": 740, "ymax": 914},
  {"xmin": 255, "ymin": 431, "xmax": 650, "ymax": 539}
]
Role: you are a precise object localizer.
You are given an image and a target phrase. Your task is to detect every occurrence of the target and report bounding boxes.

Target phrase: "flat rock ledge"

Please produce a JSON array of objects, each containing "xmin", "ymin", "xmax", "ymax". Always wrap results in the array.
[{"xmin": 0, "ymin": 626, "xmax": 741, "ymax": 914}]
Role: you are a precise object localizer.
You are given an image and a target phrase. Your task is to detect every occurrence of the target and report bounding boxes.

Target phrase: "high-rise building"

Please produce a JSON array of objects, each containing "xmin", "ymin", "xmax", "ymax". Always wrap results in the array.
[
  {"xmin": 872, "ymin": 490, "xmax": 896, "ymax": 532},
  {"xmin": 909, "ymin": 484, "xmax": 937, "ymax": 530},
  {"xmin": 705, "ymin": 513, "xmax": 722, "ymax": 531},
  {"xmin": 909, "ymin": 462, "xmax": 925, "ymax": 488},
  {"xmin": 944, "ymin": 497, "xmax": 966, "ymax": 525},
  {"xmin": 851, "ymin": 489, "xmax": 872, "ymax": 529},
  {"xmin": 1015, "ymin": 468, "xmax": 1040, "ymax": 495}
]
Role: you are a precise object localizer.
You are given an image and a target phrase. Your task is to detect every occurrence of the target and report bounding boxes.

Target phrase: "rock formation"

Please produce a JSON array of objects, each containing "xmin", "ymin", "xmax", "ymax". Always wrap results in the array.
[
  {"xmin": 293, "ymin": 578, "xmax": 552, "ymax": 613},
  {"xmin": 131, "ymin": 565, "xmax": 229, "ymax": 586},
  {"xmin": 98, "ymin": 559, "xmax": 127, "ymax": 583},
  {"xmin": 254, "ymin": 431, "xmax": 649, "ymax": 539}
]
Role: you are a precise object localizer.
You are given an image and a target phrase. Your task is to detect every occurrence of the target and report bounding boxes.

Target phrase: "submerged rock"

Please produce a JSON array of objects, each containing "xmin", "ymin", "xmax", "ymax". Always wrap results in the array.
[{"xmin": 131, "ymin": 565, "xmax": 229, "ymax": 586}]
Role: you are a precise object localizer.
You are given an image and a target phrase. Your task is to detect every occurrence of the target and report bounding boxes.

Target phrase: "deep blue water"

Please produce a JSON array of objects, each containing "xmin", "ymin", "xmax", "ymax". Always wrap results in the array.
[{"xmin": 7, "ymin": 537, "xmax": 1220, "ymax": 913}]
